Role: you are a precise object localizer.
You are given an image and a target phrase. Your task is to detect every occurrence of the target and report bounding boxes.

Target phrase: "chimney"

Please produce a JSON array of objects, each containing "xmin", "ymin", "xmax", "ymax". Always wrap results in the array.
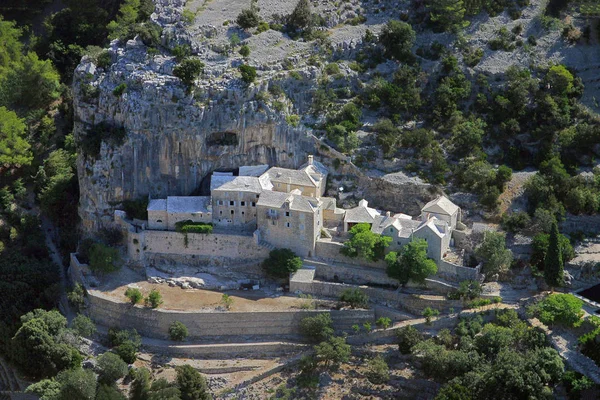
[
  {"xmin": 307, "ymin": 155, "xmax": 314, "ymax": 165},
  {"xmin": 386, "ymin": 211, "xmax": 391, "ymax": 217},
  {"xmin": 359, "ymin": 199, "xmax": 368, "ymax": 207}
]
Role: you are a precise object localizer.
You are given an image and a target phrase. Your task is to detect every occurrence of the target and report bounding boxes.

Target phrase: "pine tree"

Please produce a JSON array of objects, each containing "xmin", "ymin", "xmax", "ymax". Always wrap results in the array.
[
  {"xmin": 428, "ymin": 0, "xmax": 469, "ymax": 32},
  {"xmin": 544, "ymin": 222, "xmax": 563, "ymax": 290}
]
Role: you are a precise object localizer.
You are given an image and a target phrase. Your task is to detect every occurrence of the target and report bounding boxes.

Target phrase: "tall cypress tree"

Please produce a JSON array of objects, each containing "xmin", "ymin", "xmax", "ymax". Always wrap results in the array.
[{"xmin": 544, "ymin": 222, "xmax": 563, "ymax": 290}]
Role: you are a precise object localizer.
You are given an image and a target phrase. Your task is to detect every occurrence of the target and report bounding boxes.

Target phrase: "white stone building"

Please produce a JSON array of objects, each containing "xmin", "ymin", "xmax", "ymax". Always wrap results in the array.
[{"xmin": 147, "ymin": 196, "xmax": 212, "ymax": 231}]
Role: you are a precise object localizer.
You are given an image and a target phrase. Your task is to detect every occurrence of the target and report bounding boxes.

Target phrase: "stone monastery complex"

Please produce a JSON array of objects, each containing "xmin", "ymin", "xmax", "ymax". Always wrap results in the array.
[{"xmin": 141, "ymin": 155, "xmax": 463, "ymax": 266}]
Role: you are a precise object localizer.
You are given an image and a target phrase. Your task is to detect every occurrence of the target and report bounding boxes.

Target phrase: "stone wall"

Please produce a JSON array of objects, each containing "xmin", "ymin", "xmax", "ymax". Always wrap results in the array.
[
  {"xmin": 85, "ymin": 290, "xmax": 374, "ymax": 340},
  {"xmin": 143, "ymin": 231, "xmax": 269, "ymax": 262},
  {"xmin": 437, "ymin": 260, "xmax": 481, "ymax": 282},
  {"xmin": 561, "ymin": 214, "xmax": 600, "ymax": 235},
  {"xmin": 290, "ymin": 278, "xmax": 461, "ymax": 315},
  {"xmin": 314, "ymin": 240, "xmax": 386, "ymax": 269}
]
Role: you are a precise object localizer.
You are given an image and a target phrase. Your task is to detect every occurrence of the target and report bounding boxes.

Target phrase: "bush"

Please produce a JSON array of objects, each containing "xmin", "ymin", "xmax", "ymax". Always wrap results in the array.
[
  {"xmin": 172, "ymin": 44, "xmax": 191, "ymax": 62},
  {"xmin": 97, "ymin": 51, "xmax": 113, "ymax": 69},
  {"xmin": 238, "ymin": 44, "xmax": 250, "ymax": 57},
  {"xmin": 339, "ymin": 288, "xmax": 369, "ymax": 308},
  {"xmin": 175, "ymin": 364, "xmax": 211, "ymax": 400},
  {"xmin": 396, "ymin": 325, "xmax": 423, "ymax": 354},
  {"xmin": 530, "ymin": 294, "xmax": 584, "ymax": 328},
  {"xmin": 220, "ymin": 293, "xmax": 233, "ymax": 310},
  {"xmin": 173, "ymin": 58, "xmax": 205, "ymax": 88},
  {"xmin": 121, "ymin": 198, "xmax": 149, "ymax": 220},
  {"xmin": 287, "ymin": 0, "xmax": 313, "ymax": 31},
  {"xmin": 365, "ymin": 355, "xmax": 389, "ymax": 384},
  {"xmin": 169, "ymin": 321, "xmax": 188, "ymax": 341},
  {"xmin": 314, "ymin": 336, "xmax": 351, "ymax": 368},
  {"xmin": 145, "ymin": 289, "xmax": 163, "ymax": 308},
  {"xmin": 108, "ymin": 329, "xmax": 141, "ymax": 364},
  {"xmin": 113, "ymin": 83, "xmax": 127, "ymax": 96},
  {"xmin": 174, "ymin": 220, "xmax": 213, "ymax": 234},
  {"xmin": 257, "ymin": 21, "xmax": 270, "ymax": 33},
  {"xmin": 236, "ymin": 8, "xmax": 260, "ymax": 29},
  {"xmin": 67, "ymin": 283, "xmax": 85, "ymax": 309},
  {"xmin": 239, "ymin": 64, "xmax": 257, "ymax": 84},
  {"xmin": 299, "ymin": 313, "xmax": 334, "ymax": 343},
  {"xmin": 325, "ymin": 63, "xmax": 340, "ymax": 75},
  {"xmin": 262, "ymin": 248, "xmax": 303, "ymax": 279},
  {"xmin": 89, "ymin": 243, "xmax": 121, "ymax": 274},
  {"xmin": 531, "ymin": 231, "xmax": 574, "ymax": 268},
  {"xmin": 501, "ymin": 211, "xmax": 531, "ymax": 233},
  {"xmin": 379, "ymin": 20, "xmax": 415, "ymax": 62},
  {"xmin": 450, "ymin": 280, "xmax": 482, "ymax": 300},
  {"xmin": 125, "ymin": 287, "xmax": 143, "ymax": 304},
  {"xmin": 376, "ymin": 317, "xmax": 392, "ymax": 329},
  {"xmin": 97, "ymin": 352, "xmax": 128, "ymax": 384},
  {"xmin": 71, "ymin": 314, "xmax": 96, "ymax": 337},
  {"xmin": 422, "ymin": 307, "xmax": 440, "ymax": 324}
]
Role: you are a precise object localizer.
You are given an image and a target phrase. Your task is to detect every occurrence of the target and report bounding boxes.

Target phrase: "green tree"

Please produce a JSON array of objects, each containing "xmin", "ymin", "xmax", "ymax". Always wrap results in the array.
[
  {"xmin": 37, "ymin": 148, "xmax": 78, "ymax": 227},
  {"xmin": 107, "ymin": 0, "xmax": 140, "ymax": 40},
  {"xmin": 429, "ymin": 0, "xmax": 469, "ymax": 32},
  {"xmin": 341, "ymin": 223, "xmax": 391, "ymax": 261},
  {"xmin": 169, "ymin": 321, "xmax": 188, "ymax": 341},
  {"xmin": 239, "ymin": 64, "xmax": 257, "ymax": 84},
  {"xmin": 97, "ymin": 352, "xmax": 128, "ymax": 384},
  {"xmin": 173, "ymin": 58, "xmax": 205, "ymax": 89},
  {"xmin": 451, "ymin": 116, "xmax": 486, "ymax": 157},
  {"xmin": 71, "ymin": 314, "xmax": 96, "ymax": 337},
  {"xmin": 530, "ymin": 293, "xmax": 583, "ymax": 327},
  {"xmin": 26, "ymin": 379, "xmax": 61, "ymax": 400},
  {"xmin": 129, "ymin": 368, "xmax": 151, "ymax": 400},
  {"xmin": 0, "ymin": 107, "xmax": 32, "ymax": 171},
  {"xmin": 396, "ymin": 325, "xmax": 423, "ymax": 354},
  {"xmin": 89, "ymin": 243, "xmax": 121, "ymax": 274},
  {"xmin": 545, "ymin": 65, "xmax": 574, "ymax": 95},
  {"xmin": 96, "ymin": 384, "xmax": 126, "ymax": 400},
  {"xmin": 148, "ymin": 378, "xmax": 180, "ymax": 400},
  {"xmin": 288, "ymin": 0, "xmax": 313, "ymax": 31},
  {"xmin": 365, "ymin": 355, "xmax": 390, "ymax": 384},
  {"xmin": 314, "ymin": 336, "xmax": 351, "ymax": 368},
  {"xmin": 145, "ymin": 289, "xmax": 163, "ymax": 308},
  {"xmin": 125, "ymin": 287, "xmax": 143, "ymax": 304},
  {"xmin": 339, "ymin": 288, "xmax": 369, "ymax": 308},
  {"xmin": 299, "ymin": 313, "xmax": 334, "ymax": 343},
  {"xmin": 544, "ymin": 222, "xmax": 564, "ymax": 289},
  {"xmin": 475, "ymin": 232, "xmax": 513, "ymax": 278},
  {"xmin": 55, "ymin": 368, "xmax": 97, "ymax": 400},
  {"xmin": 378, "ymin": 20, "xmax": 416, "ymax": 62},
  {"xmin": 530, "ymin": 231, "xmax": 573, "ymax": 267},
  {"xmin": 236, "ymin": 8, "xmax": 260, "ymax": 29},
  {"xmin": 261, "ymin": 248, "xmax": 302, "ymax": 279},
  {"xmin": 175, "ymin": 365, "xmax": 212, "ymax": 400},
  {"xmin": 385, "ymin": 239, "xmax": 437, "ymax": 286}
]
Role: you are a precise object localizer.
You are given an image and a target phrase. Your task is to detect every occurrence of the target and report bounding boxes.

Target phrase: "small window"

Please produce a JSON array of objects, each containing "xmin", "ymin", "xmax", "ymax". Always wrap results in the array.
[
  {"xmin": 242, "ymin": 211, "xmax": 245, "ymax": 215},
  {"xmin": 231, "ymin": 210, "xmax": 234, "ymax": 215},
  {"xmin": 219, "ymin": 211, "xmax": 223, "ymax": 215},
  {"xmin": 389, "ymin": 228, "xmax": 393, "ymax": 233},
  {"xmin": 397, "ymin": 241, "xmax": 401, "ymax": 245},
  {"xmin": 256, "ymin": 194, "xmax": 259, "ymax": 199},
  {"xmin": 252, "ymin": 202, "xmax": 256, "ymax": 207},
  {"xmin": 272, "ymin": 220, "xmax": 276, "ymax": 225},
  {"xmin": 285, "ymin": 211, "xmax": 290, "ymax": 217},
  {"xmin": 241, "ymin": 201, "xmax": 246, "ymax": 206},
  {"xmin": 230, "ymin": 200, "xmax": 235, "ymax": 206},
  {"xmin": 286, "ymin": 222, "xmax": 291, "ymax": 228},
  {"xmin": 156, "ymin": 220, "xmax": 162, "ymax": 223}
]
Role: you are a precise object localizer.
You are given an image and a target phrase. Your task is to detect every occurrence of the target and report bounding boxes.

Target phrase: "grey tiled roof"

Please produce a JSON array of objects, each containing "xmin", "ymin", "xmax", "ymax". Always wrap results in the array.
[
  {"xmin": 147, "ymin": 199, "xmax": 167, "ymax": 212},
  {"xmin": 263, "ymin": 167, "xmax": 318, "ymax": 187},
  {"xmin": 239, "ymin": 164, "xmax": 269, "ymax": 177},
  {"xmin": 212, "ymin": 176, "xmax": 269, "ymax": 193},
  {"xmin": 422, "ymin": 196, "xmax": 459, "ymax": 216},
  {"xmin": 344, "ymin": 203, "xmax": 380, "ymax": 224},
  {"xmin": 167, "ymin": 196, "xmax": 211, "ymax": 214},
  {"xmin": 256, "ymin": 190, "xmax": 320, "ymax": 213}
]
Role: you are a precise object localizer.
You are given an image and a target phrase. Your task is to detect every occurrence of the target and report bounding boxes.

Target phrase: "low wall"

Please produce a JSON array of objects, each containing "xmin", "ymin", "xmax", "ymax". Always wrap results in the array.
[
  {"xmin": 85, "ymin": 290, "xmax": 374, "ymax": 340},
  {"xmin": 309, "ymin": 261, "xmax": 455, "ymax": 294},
  {"xmin": 437, "ymin": 260, "xmax": 481, "ymax": 282},
  {"xmin": 314, "ymin": 240, "xmax": 386, "ymax": 269},
  {"xmin": 143, "ymin": 231, "xmax": 269, "ymax": 262},
  {"xmin": 561, "ymin": 214, "xmax": 600, "ymax": 235},
  {"xmin": 290, "ymin": 279, "xmax": 462, "ymax": 315}
]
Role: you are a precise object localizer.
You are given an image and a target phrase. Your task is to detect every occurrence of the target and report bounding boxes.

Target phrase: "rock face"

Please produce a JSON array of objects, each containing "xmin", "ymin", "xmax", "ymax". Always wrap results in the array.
[{"xmin": 74, "ymin": 42, "xmax": 317, "ymax": 232}]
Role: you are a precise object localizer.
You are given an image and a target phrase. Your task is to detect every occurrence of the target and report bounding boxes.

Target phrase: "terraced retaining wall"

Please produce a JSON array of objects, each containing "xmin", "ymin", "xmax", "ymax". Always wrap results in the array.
[{"xmin": 85, "ymin": 291, "xmax": 374, "ymax": 340}]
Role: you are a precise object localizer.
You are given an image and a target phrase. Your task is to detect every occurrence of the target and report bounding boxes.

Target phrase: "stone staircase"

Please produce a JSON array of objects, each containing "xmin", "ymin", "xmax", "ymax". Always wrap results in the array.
[{"xmin": 258, "ymin": 241, "xmax": 275, "ymax": 251}]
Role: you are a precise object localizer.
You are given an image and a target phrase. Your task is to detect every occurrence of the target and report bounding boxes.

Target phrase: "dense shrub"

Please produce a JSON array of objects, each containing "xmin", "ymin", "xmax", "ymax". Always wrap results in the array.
[
  {"xmin": 530, "ymin": 294, "xmax": 584, "ymax": 327},
  {"xmin": 89, "ymin": 243, "xmax": 121, "ymax": 274},
  {"xmin": 341, "ymin": 223, "xmax": 391, "ymax": 261},
  {"xmin": 173, "ymin": 58, "xmax": 205, "ymax": 89},
  {"xmin": 71, "ymin": 314, "xmax": 96, "ymax": 337},
  {"xmin": 125, "ymin": 287, "xmax": 143, "ymax": 304},
  {"xmin": 365, "ymin": 355, "xmax": 390, "ymax": 384},
  {"xmin": 175, "ymin": 364, "xmax": 212, "ymax": 400},
  {"xmin": 145, "ymin": 289, "xmax": 163, "ymax": 309},
  {"xmin": 97, "ymin": 352, "xmax": 128, "ymax": 384},
  {"xmin": 239, "ymin": 64, "xmax": 257, "ymax": 83},
  {"xmin": 379, "ymin": 20, "xmax": 415, "ymax": 62},
  {"xmin": 339, "ymin": 288, "xmax": 369, "ymax": 308},
  {"xmin": 112, "ymin": 83, "xmax": 127, "ymax": 96},
  {"xmin": 169, "ymin": 321, "xmax": 189, "ymax": 341},
  {"xmin": 108, "ymin": 328, "xmax": 141, "ymax": 364},
  {"xmin": 385, "ymin": 238, "xmax": 437, "ymax": 286},
  {"xmin": 175, "ymin": 220, "xmax": 213, "ymax": 234},
  {"xmin": 236, "ymin": 8, "xmax": 260, "ymax": 29},
  {"xmin": 397, "ymin": 325, "xmax": 423, "ymax": 354},
  {"xmin": 299, "ymin": 313, "xmax": 334, "ymax": 343},
  {"xmin": 314, "ymin": 336, "xmax": 351, "ymax": 368},
  {"xmin": 530, "ymin": 231, "xmax": 574, "ymax": 268},
  {"xmin": 262, "ymin": 248, "xmax": 303, "ymax": 279}
]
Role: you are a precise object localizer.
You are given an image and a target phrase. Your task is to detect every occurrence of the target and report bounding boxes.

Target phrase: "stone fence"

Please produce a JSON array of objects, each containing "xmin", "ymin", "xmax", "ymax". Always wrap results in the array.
[
  {"xmin": 85, "ymin": 290, "xmax": 374, "ymax": 340},
  {"xmin": 561, "ymin": 214, "xmax": 600, "ymax": 235},
  {"xmin": 437, "ymin": 260, "xmax": 482, "ymax": 282},
  {"xmin": 290, "ymin": 271, "xmax": 462, "ymax": 315}
]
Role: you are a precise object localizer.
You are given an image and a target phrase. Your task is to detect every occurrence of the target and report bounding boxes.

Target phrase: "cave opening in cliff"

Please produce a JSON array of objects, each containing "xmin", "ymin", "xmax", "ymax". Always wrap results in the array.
[{"xmin": 207, "ymin": 131, "xmax": 239, "ymax": 146}]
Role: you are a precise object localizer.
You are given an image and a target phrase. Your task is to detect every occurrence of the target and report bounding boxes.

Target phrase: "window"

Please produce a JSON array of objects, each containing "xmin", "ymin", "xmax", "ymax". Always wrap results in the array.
[
  {"xmin": 252, "ymin": 202, "xmax": 256, "ymax": 207},
  {"xmin": 231, "ymin": 210, "xmax": 234, "ymax": 215},
  {"xmin": 256, "ymin": 194, "xmax": 259, "ymax": 199},
  {"xmin": 286, "ymin": 222, "xmax": 291, "ymax": 228},
  {"xmin": 241, "ymin": 201, "xmax": 246, "ymax": 206},
  {"xmin": 230, "ymin": 201, "xmax": 235, "ymax": 206},
  {"xmin": 242, "ymin": 211, "xmax": 245, "ymax": 215},
  {"xmin": 219, "ymin": 211, "xmax": 223, "ymax": 215},
  {"xmin": 389, "ymin": 228, "xmax": 393, "ymax": 233},
  {"xmin": 285, "ymin": 211, "xmax": 290, "ymax": 217},
  {"xmin": 271, "ymin": 220, "xmax": 276, "ymax": 225},
  {"xmin": 156, "ymin": 220, "xmax": 162, "ymax": 223},
  {"xmin": 397, "ymin": 241, "xmax": 401, "ymax": 245}
]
